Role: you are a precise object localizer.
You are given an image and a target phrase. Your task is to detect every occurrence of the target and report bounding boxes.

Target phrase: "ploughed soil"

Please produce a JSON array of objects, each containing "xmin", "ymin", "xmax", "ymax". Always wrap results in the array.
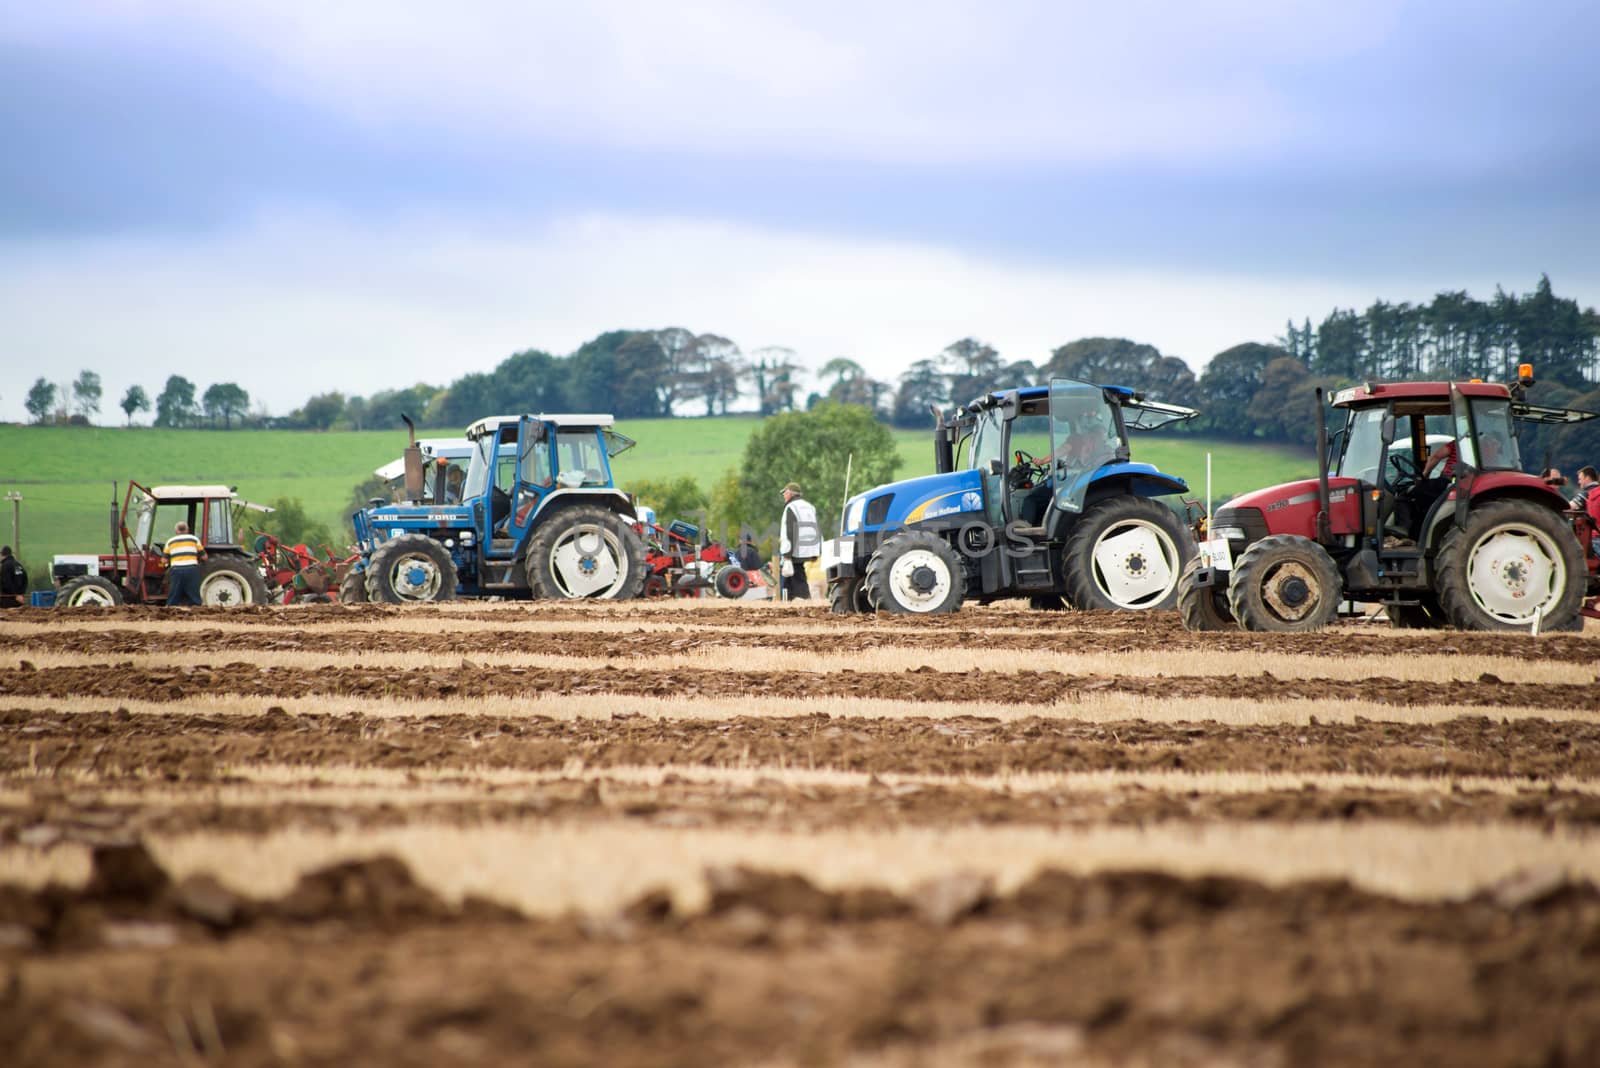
[
  {"xmin": 4, "ymin": 843, "xmax": 1599, "ymax": 1067},
  {"xmin": 3, "ymin": 661, "xmax": 1594, "ymax": 711}
]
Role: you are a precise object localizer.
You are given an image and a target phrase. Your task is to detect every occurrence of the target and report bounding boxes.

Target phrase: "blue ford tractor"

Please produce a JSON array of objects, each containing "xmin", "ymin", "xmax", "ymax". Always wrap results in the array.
[
  {"xmin": 345, "ymin": 414, "xmax": 646, "ymax": 603},
  {"xmin": 822, "ymin": 378, "xmax": 1199, "ymax": 614}
]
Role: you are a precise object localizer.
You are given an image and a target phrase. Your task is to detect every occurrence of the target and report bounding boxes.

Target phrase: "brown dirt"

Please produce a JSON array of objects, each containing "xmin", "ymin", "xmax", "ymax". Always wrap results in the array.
[
  {"xmin": 2, "ymin": 661, "xmax": 1594, "ymax": 710},
  {"xmin": 6, "ymin": 708, "xmax": 1600, "ymax": 782},
  {"xmin": 6, "ymin": 602, "xmax": 1598, "ymax": 1066},
  {"xmin": 3, "ymin": 845, "xmax": 1598, "ymax": 1067}
]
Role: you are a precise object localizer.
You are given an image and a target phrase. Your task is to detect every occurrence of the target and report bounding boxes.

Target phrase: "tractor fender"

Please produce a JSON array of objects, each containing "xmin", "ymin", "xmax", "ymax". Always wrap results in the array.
[
  {"xmin": 526, "ymin": 489, "xmax": 638, "ymax": 527},
  {"xmin": 1087, "ymin": 464, "xmax": 1188, "ymax": 501},
  {"xmin": 1422, "ymin": 485, "xmax": 1573, "ymax": 557}
]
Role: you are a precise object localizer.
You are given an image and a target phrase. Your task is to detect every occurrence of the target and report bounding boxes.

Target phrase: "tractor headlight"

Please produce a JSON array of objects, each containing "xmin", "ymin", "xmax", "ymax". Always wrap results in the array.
[
  {"xmin": 843, "ymin": 498, "xmax": 866, "ymax": 533},
  {"xmin": 460, "ymin": 531, "xmax": 474, "ymax": 546},
  {"xmin": 1213, "ymin": 526, "xmax": 1246, "ymax": 541}
]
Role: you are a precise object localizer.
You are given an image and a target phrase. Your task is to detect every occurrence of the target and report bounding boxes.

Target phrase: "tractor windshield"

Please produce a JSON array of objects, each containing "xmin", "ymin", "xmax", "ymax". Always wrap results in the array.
[
  {"xmin": 1336, "ymin": 407, "xmax": 1387, "ymax": 484},
  {"xmin": 462, "ymin": 436, "xmax": 495, "ymax": 500},
  {"xmin": 1470, "ymin": 398, "xmax": 1520, "ymax": 472}
]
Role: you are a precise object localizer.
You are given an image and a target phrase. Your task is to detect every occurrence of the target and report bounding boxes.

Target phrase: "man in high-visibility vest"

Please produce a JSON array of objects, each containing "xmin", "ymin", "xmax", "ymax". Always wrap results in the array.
[
  {"xmin": 163, "ymin": 521, "xmax": 208, "ymax": 606},
  {"xmin": 779, "ymin": 482, "xmax": 819, "ymax": 601}
]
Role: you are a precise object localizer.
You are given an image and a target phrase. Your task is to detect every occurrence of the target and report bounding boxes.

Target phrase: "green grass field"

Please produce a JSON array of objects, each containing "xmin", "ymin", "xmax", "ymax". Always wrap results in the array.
[{"xmin": 0, "ymin": 420, "xmax": 1312, "ymax": 583}]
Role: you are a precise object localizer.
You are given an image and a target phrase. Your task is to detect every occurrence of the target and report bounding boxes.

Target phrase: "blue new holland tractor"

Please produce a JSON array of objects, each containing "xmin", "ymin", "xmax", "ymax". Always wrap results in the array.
[
  {"xmin": 344, "ymin": 413, "xmax": 647, "ymax": 603},
  {"xmin": 822, "ymin": 378, "xmax": 1199, "ymax": 614}
]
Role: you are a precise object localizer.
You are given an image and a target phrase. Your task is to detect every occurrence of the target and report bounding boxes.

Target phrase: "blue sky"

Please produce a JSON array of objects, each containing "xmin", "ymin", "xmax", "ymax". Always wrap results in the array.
[{"xmin": 3, "ymin": 1, "xmax": 1597, "ymax": 422}]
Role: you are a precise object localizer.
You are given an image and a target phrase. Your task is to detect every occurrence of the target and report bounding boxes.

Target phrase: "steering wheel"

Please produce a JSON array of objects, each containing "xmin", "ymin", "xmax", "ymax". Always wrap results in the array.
[
  {"xmin": 1007, "ymin": 449, "xmax": 1050, "ymax": 490},
  {"xmin": 1388, "ymin": 451, "xmax": 1420, "ymax": 493}
]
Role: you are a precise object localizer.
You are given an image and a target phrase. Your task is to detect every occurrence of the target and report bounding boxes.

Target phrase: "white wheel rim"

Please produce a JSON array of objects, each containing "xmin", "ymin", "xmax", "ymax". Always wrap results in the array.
[
  {"xmin": 1466, "ymin": 523, "xmax": 1565, "ymax": 624},
  {"xmin": 67, "ymin": 585, "xmax": 115, "ymax": 606},
  {"xmin": 550, "ymin": 525, "xmax": 626, "ymax": 597},
  {"xmin": 201, "ymin": 570, "xmax": 253, "ymax": 606},
  {"xmin": 387, "ymin": 553, "xmax": 443, "ymax": 602},
  {"xmin": 1091, "ymin": 521, "xmax": 1179, "ymax": 608},
  {"xmin": 885, "ymin": 548, "xmax": 952, "ymax": 612}
]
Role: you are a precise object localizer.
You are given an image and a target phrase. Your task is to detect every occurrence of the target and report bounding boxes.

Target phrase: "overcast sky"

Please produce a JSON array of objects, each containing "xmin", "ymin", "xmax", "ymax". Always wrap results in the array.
[{"xmin": 4, "ymin": 1, "xmax": 1598, "ymax": 423}]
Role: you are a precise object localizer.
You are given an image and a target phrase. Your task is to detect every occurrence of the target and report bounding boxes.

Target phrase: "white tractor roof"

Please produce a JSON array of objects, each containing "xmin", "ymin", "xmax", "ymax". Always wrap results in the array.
[
  {"xmin": 149, "ymin": 485, "xmax": 237, "ymax": 500},
  {"xmin": 465, "ymin": 414, "xmax": 615, "ymax": 440}
]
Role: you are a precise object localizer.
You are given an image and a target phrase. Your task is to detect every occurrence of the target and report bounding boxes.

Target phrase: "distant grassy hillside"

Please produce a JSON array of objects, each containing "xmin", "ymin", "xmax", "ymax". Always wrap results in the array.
[{"xmin": 0, "ymin": 420, "xmax": 1312, "ymax": 575}]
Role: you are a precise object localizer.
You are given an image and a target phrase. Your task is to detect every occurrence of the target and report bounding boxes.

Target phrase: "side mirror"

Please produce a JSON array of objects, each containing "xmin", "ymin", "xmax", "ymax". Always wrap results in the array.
[
  {"xmin": 1379, "ymin": 413, "xmax": 1396, "ymax": 444},
  {"xmin": 987, "ymin": 458, "xmax": 1004, "ymax": 477}
]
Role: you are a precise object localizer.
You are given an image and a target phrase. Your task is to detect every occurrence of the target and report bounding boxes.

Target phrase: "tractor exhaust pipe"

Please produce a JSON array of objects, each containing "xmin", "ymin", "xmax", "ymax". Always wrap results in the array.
[
  {"xmin": 400, "ymin": 413, "xmax": 424, "ymax": 503},
  {"xmin": 1314, "ymin": 388, "xmax": 1333, "ymax": 546}
]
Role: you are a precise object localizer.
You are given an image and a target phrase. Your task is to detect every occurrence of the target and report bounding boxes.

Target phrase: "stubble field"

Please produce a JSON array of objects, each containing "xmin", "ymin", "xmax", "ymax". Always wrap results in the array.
[{"xmin": 1, "ymin": 599, "xmax": 1597, "ymax": 1066}]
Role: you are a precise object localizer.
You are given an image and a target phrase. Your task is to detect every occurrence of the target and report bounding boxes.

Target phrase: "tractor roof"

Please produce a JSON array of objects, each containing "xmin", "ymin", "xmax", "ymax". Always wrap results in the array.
[
  {"xmin": 465, "ymin": 414, "xmax": 615, "ymax": 439},
  {"xmin": 1331, "ymin": 381, "xmax": 1510, "ymax": 406},
  {"xmin": 148, "ymin": 485, "xmax": 238, "ymax": 500}
]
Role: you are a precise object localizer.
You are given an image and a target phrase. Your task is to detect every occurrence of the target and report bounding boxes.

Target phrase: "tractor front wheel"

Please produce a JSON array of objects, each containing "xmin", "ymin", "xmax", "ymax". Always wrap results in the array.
[
  {"xmin": 525, "ymin": 506, "xmax": 646, "ymax": 600},
  {"xmin": 57, "ymin": 575, "xmax": 123, "ymax": 608},
  {"xmin": 1176, "ymin": 558, "xmax": 1234, "ymax": 630},
  {"xmin": 1063, "ymin": 496, "xmax": 1194, "ymax": 612},
  {"xmin": 1434, "ymin": 500, "xmax": 1582, "ymax": 631},
  {"xmin": 199, "ymin": 558, "xmax": 270, "ymax": 607},
  {"xmin": 1227, "ymin": 535, "xmax": 1342, "ymax": 632},
  {"xmin": 365, "ymin": 535, "xmax": 459, "ymax": 604},
  {"xmin": 864, "ymin": 531, "xmax": 964, "ymax": 614},
  {"xmin": 714, "ymin": 565, "xmax": 750, "ymax": 599},
  {"xmin": 829, "ymin": 578, "xmax": 875, "ymax": 614}
]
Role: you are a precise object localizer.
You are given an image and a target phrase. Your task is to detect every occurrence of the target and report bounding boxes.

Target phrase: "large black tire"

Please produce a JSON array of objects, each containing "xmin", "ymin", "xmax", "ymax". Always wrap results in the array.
[
  {"xmin": 1176, "ymin": 557, "xmax": 1234, "ymax": 631},
  {"xmin": 863, "ymin": 531, "xmax": 964, "ymax": 614},
  {"xmin": 1384, "ymin": 593, "xmax": 1445, "ymax": 630},
  {"xmin": 828, "ymin": 578, "xmax": 876, "ymax": 614},
  {"xmin": 714, "ymin": 565, "xmax": 750, "ymax": 599},
  {"xmin": 1228, "ymin": 534, "xmax": 1343, "ymax": 632},
  {"xmin": 1062, "ymin": 496, "xmax": 1195, "ymax": 611},
  {"xmin": 525, "ymin": 506, "xmax": 646, "ymax": 600},
  {"xmin": 197, "ymin": 557, "xmax": 270, "ymax": 607},
  {"xmin": 1433, "ymin": 500, "xmax": 1583, "ymax": 631},
  {"xmin": 338, "ymin": 569, "xmax": 370, "ymax": 604},
  {"xmin": 57, "ymin": 575, "xmax": 123, "ymax": 608},
  {"xmin": 365, "ymin": 534, "xmax": 459, "ymax": 604}
]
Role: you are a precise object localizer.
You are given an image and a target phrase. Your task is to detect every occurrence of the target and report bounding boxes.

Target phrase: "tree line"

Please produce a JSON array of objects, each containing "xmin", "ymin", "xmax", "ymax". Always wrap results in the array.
[{"xmin": 24, "ymin": 373, "xmax": 253, "ymax": 429}]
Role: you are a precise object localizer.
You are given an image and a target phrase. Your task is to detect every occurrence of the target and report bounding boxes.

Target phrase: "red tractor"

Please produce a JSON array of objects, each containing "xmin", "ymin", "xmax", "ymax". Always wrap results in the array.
[
  {"xmin": 1178, "ymin": 368, "xmax": 1598, "ymax": 632},
  {"xmin": 51, "ymin": 483, "xmax": 272, "ymax": 608}
]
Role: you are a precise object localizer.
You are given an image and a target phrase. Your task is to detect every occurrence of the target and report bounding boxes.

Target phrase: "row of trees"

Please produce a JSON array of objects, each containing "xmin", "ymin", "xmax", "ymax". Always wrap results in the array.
[{"xmin": 24, "ymin": 373, "xmax": 252, "ymax": 429}]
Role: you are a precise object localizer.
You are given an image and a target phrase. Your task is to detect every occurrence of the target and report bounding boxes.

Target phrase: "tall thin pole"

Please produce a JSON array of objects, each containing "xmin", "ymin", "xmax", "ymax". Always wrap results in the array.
[{"xmin": 839, "ymin": 453, "xmax": 854, "ymax": 536}]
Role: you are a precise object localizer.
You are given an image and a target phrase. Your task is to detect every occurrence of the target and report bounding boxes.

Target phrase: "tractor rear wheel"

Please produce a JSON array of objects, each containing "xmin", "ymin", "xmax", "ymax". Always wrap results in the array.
[
  {"xmin": 525, "ymin": 506, "xmax": 646, "ymax": 600},
  {"xmin": 1062, "ymin": 496, "xmax": 1194, "ymax": 612},
  {"xmin": 365, "ymin": 535, "xmax": 459, "ymax": 604},
  {"xmin": 198, "ymin": 558, "xmax": 270, "ymax": 607},
  {"xmin": 864, "ymin": 531, "xmax": 964, "ymax": 614},
  {"xmin": 1176, "ymin": 557, "xmax": 1234, "ymax": 630},
  {"xmin": 714, "ymin": 565, "xmax": 749, "ymax": 599},
  {"xmin": 1227, "ymin": 535, "xmax": 1342, "ymax": 632},
  {"xmin": 57, "ymin": 575, "xmax": 123, "ymax": 608},
  {"xmin": 338, "ymin": 569, "xmax": 370, "ymax": 604},
  {"xmin": 1433, "ymin": 500, "xmax": 1582, "ymax": 631}
]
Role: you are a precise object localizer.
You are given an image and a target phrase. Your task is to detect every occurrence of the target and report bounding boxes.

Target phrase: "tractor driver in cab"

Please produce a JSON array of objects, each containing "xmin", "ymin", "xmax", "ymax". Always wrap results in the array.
[
  {"xmin": 1404, "ymin": 412, "xmax": 1513, "ymax": 535},
  {"xmin": 1018, "ymin": 393, "xmax": 1118, "ymax": 526}
]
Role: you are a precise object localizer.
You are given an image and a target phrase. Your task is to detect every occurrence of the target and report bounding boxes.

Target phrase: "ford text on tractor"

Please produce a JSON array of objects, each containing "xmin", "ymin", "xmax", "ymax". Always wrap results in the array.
[
  {"xmin": 52, "ymin": 483, "xmax": 273, "ymax": 607},
  {"xmin": 346, "ymin": 414, "xmax": 647, "ymax": 603},
  {"xmin": 1177, "ymin": 367, "xmax": 1597, "ymax": 632},
  {"xmin": 822, "ymin": 378, "xmax": 1199, "ymax": 614}
]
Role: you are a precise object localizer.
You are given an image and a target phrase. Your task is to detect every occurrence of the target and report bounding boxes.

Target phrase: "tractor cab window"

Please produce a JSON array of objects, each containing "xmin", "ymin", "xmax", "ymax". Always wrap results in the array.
[
  {"xmin": 463, "ymin": 436, "xmax": 495, "ymax": 500},
  {"xmin": 519, "ymin": 433, "xmax": 554, "ymax": 488},
  {"xmin": 1469, "ymin": 398, "xmax": 1519, "ymax": 471},
  {"xmin": 555, "ymin": 430, "xmax": 608, "ymax": 487},
  {"xmin": 205, "ymin": 501, "xmax": 232, "ymax": 545},
  {"xmin": 1049, "ymin": 379, "xmax": 1121, "ymax": 514},
  {"xmin": 1337, "ymin": 407, "xmax": 1388, "ymax": 485}
]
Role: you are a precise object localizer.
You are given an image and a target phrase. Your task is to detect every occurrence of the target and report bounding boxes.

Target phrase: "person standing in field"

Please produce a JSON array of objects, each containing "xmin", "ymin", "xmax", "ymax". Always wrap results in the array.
[
  {"xmin": 778, "ymin": 483, "xmax": 819, "ymax": 601},
  {"xmin": 164, "ymin": 521, "xmax": 207, "ymax": 606},
  {"xmin": 0, "ymin": 546, "xmax": 26, "ymax": 609}
]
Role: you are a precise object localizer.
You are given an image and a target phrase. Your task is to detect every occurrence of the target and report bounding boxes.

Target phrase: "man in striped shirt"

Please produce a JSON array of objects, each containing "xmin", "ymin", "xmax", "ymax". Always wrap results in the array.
[{"xmin": 164, "ymin": 521, "xmax": 207, "ymax": 606}]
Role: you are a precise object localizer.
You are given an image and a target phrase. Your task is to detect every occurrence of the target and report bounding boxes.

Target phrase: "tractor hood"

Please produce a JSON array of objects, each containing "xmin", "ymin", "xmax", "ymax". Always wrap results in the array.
[
  {"xmin": 1223, "ymin": 477, "xmax": 1361, "ymax": 515},
  {"xmin": 842, "ymin": 469, "xmax": 985, "ymax": 535}
]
